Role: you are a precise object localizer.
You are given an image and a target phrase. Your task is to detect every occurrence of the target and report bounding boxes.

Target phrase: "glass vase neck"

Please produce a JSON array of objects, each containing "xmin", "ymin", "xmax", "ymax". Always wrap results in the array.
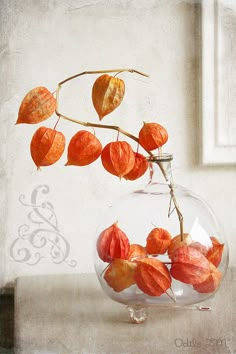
[{"xmin": 148, "ymin": 153, "xmax": 173, "ymax": 184}]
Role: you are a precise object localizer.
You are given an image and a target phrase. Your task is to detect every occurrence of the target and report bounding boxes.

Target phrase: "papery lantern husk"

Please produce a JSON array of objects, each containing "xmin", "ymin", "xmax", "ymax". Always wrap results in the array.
[
  {"xmin": 190, "ymin": 242, "xmax": 208, "ymax": 256},
  {"xmin": 134, "ymin": 258, "xmax": 171, "ymax": 296},
  {"xmin": 66, "ymin": 130, "xmax": 102, "ymax": 166},
  {"xmin": 92, "ymin": 74, "xmax": 125, "ymax": 120},
  {"xmin": 104, "ymin": 259, "xmax": 136, "ymax": 292},
  {"xmin": 168, "ymin": 233, "xmax": 192, "ymax": 259},
  {"xmin": 146, "ymin": 228, "xmax": 172, "ymax": 255},
  {"xmin": 16, "ymin": 87, "xmax": 56, "ymax": 124},
  {"xmin": 138, "ymin": 122, "xmax": 168, "ymax": 151},
  {"xmin": 170, "ymin": 246, "xmax": 211, "ymax": 285},
  {"xmin": 30, "ymin": 127, "xmax": 65, "ymax": 168},
  {"xmin": 193, "ymin": 263, "xmax": 222, "ymax": 293},
  {"xmin": 101, "ymin": 141, "xmax": 135, "ymax": 178},
  {"xmin": 97, "ymin": 222, "xmax": 130, "ymax": 263},
  {"xmin": 124, "ymin": 152, "xmax": 148, "ymax": 180},
  {"xmin": 128, "ymin": 244, "xmax": 147, "ymax": 261},
  {"xmin": 206, "ymin": 236, "xmax": 224, "ymax": 267}
]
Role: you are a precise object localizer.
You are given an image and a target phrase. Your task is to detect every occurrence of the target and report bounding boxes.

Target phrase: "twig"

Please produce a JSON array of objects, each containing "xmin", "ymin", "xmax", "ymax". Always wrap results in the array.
[
  {"xmin": 156, "ymin": 160, "xmax": 184, "ymax": 241},
  {"xmin": 58, "ymin": 68, "xmax": 149, "ymax": 86},
  {"xmin": 55, "ymin": 68, "xmax": 184, "ymax": 240}
]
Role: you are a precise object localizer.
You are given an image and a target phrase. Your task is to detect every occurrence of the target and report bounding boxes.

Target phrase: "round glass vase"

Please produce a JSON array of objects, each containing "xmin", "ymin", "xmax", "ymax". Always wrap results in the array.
[{"xmin": 94, "ymin": 154, "xmax": 229, "ymax": 323}]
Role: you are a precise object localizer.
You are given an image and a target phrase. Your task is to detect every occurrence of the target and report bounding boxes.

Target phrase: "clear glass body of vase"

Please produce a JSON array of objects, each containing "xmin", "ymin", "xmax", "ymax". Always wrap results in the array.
[{"xmin": 94, "ymin": 154, "xmax": 229, "ymax": 323}]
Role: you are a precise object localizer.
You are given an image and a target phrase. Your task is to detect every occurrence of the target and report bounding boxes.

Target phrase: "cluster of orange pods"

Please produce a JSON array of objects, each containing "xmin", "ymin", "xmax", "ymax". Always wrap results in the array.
[
  {"xmin": 16, "ymin": 75, "xmax": 168, "ymax": 179},
  {"xmin": 97, "ymin": 222, "xmax": 224, "ymax": 296},
  {"xmin": 27, "ymin": 122, "xmax": 166, "ymax": 179}
]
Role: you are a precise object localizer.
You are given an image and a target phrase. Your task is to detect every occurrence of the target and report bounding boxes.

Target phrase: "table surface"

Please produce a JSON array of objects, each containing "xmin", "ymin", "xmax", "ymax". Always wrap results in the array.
[{"xmin": 14, "ymin": 269, "xmax": 235, "ymax": 354}]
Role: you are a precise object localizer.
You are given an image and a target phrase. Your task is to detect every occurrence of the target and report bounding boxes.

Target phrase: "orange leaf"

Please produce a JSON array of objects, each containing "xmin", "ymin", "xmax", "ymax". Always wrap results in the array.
[
  {"xmin": 104, "ymin": 259, "xmax": 136, "ymax": 292},
  {"xmin": 128, "ymin": 244, "xmax": 147, "ymax": 261},
  {"xmin": 30, "ymin": 127, "xmax": 65, "ymax": 168},
  {"xmin": 92, "ymin": 74, "xmax": 125, "ymax": 120},
  {"xmin": 170, "ymin": 246, "xmax": 211, "ymax": 285},
  {"xmin": 101, "ymin": 141, "xmax": 135, "ymax": 178},
  {"xmin": 16, "ymin": 87, "xmax": 56, "ymax": 124},
  {"xmin": 146, "ymin": 227, "xmax": 172, "ymax": 255},
  {"xmin": 138, "ymin": 122, "xmax": 168, "ymax": 151},
  {"xmin": 134, "ymin": 258, "xmax": 171, "ymax": 296},
  {"xmin": 66, "ymin": 130, "xmax": 102, "ymax": 166},
  {"xmin": 124, "ymin": 152, "xmax": 148, "ymax": 180},
  {"xmin": 193, "ymin": 263, "xmax": 222, "ymax": 293},
  {"xmin": 206, "ymin": 236, "xmax": 224, "ymax": 267},
  {"xmin": 97, "ymin": 222, "xmax": 130, "ymax": 262},
  {"xmin": 168, "ymin": 233, "xmax": 192, "ymax": 259}
]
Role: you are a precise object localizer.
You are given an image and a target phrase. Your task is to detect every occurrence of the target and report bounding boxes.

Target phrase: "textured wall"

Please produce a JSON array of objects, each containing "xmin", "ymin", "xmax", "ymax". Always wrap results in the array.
[{"xmin": 0, "ymin": 0, "xmax": 235, "ymax": 288}]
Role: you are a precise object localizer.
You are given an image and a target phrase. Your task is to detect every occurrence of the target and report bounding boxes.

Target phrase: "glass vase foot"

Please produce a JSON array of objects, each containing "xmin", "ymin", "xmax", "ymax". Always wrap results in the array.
[{"xmin": 127, "ymin": 306, "xmax": 148, "ymax": 324}]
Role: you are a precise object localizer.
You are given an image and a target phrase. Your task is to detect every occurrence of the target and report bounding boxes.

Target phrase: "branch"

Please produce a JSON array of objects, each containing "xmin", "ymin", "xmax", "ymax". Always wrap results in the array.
[
  {"xmin": 55, "ymin": 68, "xmax": 184, "ymax": 240},
  {"xmin": 156, "ymin": 160, "xmax": 184, "ymax": 241},
  {"xmin": 56, "ymin": 112, "xmax": 154, "ymax": 156},
  {"xmin": 58, "ymin": 68, "xmax": 149, "ymax": 86},
  {"xmin": 55, "ymin": 70, "xmax": 153, "ymax": 156}
]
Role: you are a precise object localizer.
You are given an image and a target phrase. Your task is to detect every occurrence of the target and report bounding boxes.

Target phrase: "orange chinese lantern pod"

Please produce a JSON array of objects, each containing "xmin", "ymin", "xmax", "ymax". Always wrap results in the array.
[
  {"xmin": 146, "ymin": 227, "xmax": 172, "ymax": 255},
  {"xmin": 134, "ymin": 258, "xmax": 171, "ymax": 296},
  {"xmin": 101, "ymin": 141, "xmax": 135, "ymax": 178},
  {"xmin": 206, "ymin": 236, "xmax": 224, "ymax": 267},
  {"xmin": 104, "ymin": 259, "xmax": 137, "ymax": 292},
  {"xmin": 138, "ymin": 122, "xmax": 168, "ymax": 151},
  {"xmin": 167, "ymin": 233, "xmax": 192, "ymax": 259},
  {"xmin": 193, "ymin": 263, "xmax": 222, "ymax": 293},
  {"xmin": 123, "ymin": 152, "xmax": 148, "ymax": 181},
  {"xmin": 66, "ymin": 130, "xmax": 102, "ymax": 166},
  {"xmin": 189, "ymin": 242, "xmax": 208, "ymax": 256},
  {"xmin": 97, "ymin": 222, "xmax": 130, "ymax": 262},
  {"xmin": 30, "ymin": 127, "xmax": 65, "ymax": 169},
  {"xmin": 128, "ymin": 244, "xmax": 147, "ymax": 261},
  {"xmin": 16, "ymin": 87, "xmax": 56, "ymax": 124},
  {"xmin": 170, "ymin": 246, "xmax": 211, "ymax": 285},
  {"xmin": 92, "ymin": 74, "xmax": 125, "ymax": 120}
]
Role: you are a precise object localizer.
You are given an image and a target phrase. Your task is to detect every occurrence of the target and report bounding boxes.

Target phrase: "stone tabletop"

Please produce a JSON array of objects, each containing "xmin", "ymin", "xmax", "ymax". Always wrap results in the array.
[{"xmin": 14, "ymin": 270, "xmax": 235, "ymax": 354}]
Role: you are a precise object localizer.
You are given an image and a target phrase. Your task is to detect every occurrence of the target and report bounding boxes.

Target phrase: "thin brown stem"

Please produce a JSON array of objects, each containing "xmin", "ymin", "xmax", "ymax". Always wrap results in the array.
[
  {"xmin": 157, "ymin": 161, "xmax": 184, "ymax": 241},
  {"xmin": 57, "ymin": 111, "xmax": 154, "ymax": 156},
  {"xmin": 58, "ymin": 68, "xmax": 149, "ymax": 86},
  {"xmin": 53, "ymin": 116, "xmax": 61, "ymax": 130},
  {"xmin": 55, "ymin": 85, "xmax": 61, "ymax": 114},
  {"xmin": 116, "ymin": 130, "xmax": 120, "ymax": 141}
]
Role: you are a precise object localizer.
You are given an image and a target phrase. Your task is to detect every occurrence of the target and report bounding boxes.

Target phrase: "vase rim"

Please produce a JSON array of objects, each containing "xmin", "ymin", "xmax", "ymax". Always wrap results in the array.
[{"xmin": 147, "ymin": 153, "xmax": 173, "ymax": 162}]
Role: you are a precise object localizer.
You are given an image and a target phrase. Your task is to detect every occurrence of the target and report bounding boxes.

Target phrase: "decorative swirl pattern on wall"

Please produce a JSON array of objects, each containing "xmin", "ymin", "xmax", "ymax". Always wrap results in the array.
[{"xmin": 9, "ymin": 185, "xmax": 77, "ymax": 267}]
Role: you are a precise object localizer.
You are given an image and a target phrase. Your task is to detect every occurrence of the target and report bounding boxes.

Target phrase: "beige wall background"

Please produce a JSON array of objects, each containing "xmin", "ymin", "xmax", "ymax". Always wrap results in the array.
[{"xmin": 0, "ymin": 0, "xmax": 235, "ymax": 289}]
